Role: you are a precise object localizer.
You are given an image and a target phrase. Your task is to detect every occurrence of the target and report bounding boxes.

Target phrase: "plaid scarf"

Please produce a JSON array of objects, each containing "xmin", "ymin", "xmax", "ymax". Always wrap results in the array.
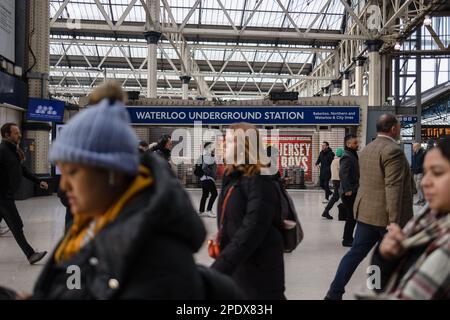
[{"xmin": 384, "ymin": 205, "xmax": 450, "ymax": 299}]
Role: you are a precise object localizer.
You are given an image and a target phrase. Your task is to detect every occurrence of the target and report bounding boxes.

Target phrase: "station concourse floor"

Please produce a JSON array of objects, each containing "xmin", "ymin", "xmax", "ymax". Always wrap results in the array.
[{"xmin": 0, "ymin": 189, "xmax": 421, "ymax": 300}]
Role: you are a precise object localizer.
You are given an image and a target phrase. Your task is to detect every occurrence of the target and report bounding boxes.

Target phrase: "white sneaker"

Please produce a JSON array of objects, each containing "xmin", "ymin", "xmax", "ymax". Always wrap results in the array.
[
  {"xmin": 0, "ymin": 223, "xmax": 9, "ymax": 236},
  {"xmin": 322, "ymin": 199, "xmax": 329, "ymax": 204},
  {"xmin": 198, "ymin": 211, "xmax": 206, "ymax": 217},
  {"xmin": 205, "ymin": 211, "xmax": 216, "ymax": 218}
]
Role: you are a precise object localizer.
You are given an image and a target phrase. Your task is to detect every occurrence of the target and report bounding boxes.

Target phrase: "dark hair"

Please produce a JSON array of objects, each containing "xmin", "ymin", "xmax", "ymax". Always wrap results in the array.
[
  {"xmin": 437, "ymin": 136, "xmax": 450, "ymax": 163},
  {"xmin": 344, "ymin": 134, "xmax": 357, "ymax": 145},
  {"xmin": 204, "ymin": 141, "xmax": 212, "ymax": 149},
  {"xmin": 376, "ymin": 113, "xmax": 399, "ymax": 133},
  {"xmin": 139, "ymin": 140, "xmax": 148, "ymax": 147},
  {"xmin": 1, "ymin": 123, "xmax": 18, "ymax": 138},
  {"xmin": 322, "ymin": 141, "xmax": 330, "ymax": 147},
  {"xmin": 156, "ymin": 134, "xmax": 171, "ymax": 150}
]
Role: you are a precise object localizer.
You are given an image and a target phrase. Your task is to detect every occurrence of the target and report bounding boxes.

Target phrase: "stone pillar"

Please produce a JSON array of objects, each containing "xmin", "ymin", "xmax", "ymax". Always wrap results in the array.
[
  {"xmin": 144, "ymin": 31, "xmax": 162, "ymax": 99},
  {"xmin": 27, "ymin": 0, "xmax": 49, "ymax": 98},
  {"xmin": 353, "ymin": 57, "xmax": 367, "ymax": 96},
  {"xmin": 25, "ymin": 0, "xmax": 51, "ymax": 176},
  {"xmin": 180, "ymin": 76, "xmax": 191, "ymax": 100},
  {"xmin": 22, "ymin": 123, "xmax": 52, "ymax": 174},
  {"xmin": 367, "ymin": 40, "xmax": 384, "ymax": 107},
  {"xmin": 342, "ymin": 71, "xmax": 350, "ymax": 96}
]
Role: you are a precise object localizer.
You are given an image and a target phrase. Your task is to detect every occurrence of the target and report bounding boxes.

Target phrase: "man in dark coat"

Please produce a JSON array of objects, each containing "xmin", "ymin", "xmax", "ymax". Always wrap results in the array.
[
  {"xmin": 338, "ymin": 134, "xmax": 360, "ymax": 247},
  {"xmin": 315, "ymin": 141, "xmax": 335, "ymax": 202},
  {"xmin": 211, "ymin": 171, "xmax": 284, "ymax": 300},
  {"xmin": 0, "ymin": 123, "xmax": 48, "ymax": 264}
]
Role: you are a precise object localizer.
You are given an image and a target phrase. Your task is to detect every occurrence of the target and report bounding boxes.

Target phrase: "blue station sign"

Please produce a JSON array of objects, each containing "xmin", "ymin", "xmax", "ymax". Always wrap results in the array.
[
  {"xmin": 27, "ymin": 98, "xmax": 65, "ymax": 122},
  {"xmin": 126, "ymin": 106, "xmax": 360, "ymax": 125}
]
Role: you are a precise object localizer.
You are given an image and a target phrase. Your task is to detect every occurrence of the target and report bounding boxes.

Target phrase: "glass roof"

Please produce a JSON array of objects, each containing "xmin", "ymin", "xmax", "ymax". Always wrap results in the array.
[
  {"xmin": 48, "ymin": 0, "xmax": 347, "ymax": 98},
  {"xmin": 50, "ymin": 0, "xmax": 346, "ymax": 30},
  {"xmin": 50, "ymin": 41, "xmax": 315, "ymax": 64}
]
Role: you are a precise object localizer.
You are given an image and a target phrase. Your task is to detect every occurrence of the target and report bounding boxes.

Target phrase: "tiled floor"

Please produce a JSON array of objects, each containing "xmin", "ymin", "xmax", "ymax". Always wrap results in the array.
[{"xmin": 0, "ymin": 190, "xmax": 421, "ymax": 300}]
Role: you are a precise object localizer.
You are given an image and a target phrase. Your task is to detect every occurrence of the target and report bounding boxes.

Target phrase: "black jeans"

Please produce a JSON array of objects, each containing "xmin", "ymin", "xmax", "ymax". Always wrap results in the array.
[
  {"xmin": 199, "ymin": 179, "xmax": 218, "ymax": 212},
  {"xmin": 341, "ymin": 193, "xmax": 357, "ymax": 243},
  {"xmin": 324, "ymin": 180, "xmax": 340, "ymax": 213},
  {"xmin": 0, "ymin": 199, "xmax": 35, "ymax": 258},
  {"xmin": 320, "ymin": 178, "xmax": 332, "ymax": 200}
]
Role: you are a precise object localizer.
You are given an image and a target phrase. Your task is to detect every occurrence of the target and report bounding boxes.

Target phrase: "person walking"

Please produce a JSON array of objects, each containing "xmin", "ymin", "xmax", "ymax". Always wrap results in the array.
[
  {"xmin": 411, "ymin": 143, "xmax": 426, "ymax": 206},
  {"xmin": 29, "ymin": 83, "xmax": 209, "ymax": 299},
  {"xmin": 369, "ymin": 136, "xmax": 450, "ymax": 299},
  {"xmin": 339, "ymin": 135, "xmax": 360, "ymax": 246},
  {"xmin": 322, "ymin": 147, "xmax": 344, "ymax": 220},
  {"xmin": 316, "ymin": 141, "xmax": 335, "ymax": 203},
  {"xmin": 211, "ymin": 123, "xmax": 285, "ymax": 300},
  {"xmin": 0, "ymin": 123, "xmax": 48, "ymax": 264},
  {"xmin": 325, "ymin": 114, "xmax": 413, "ymax": 300},
  {"xmin": 198, "ymin": 142, "xmax": 218, "ymax": 218},
  {"xmin": 154, "ymin": 134, "xmax": 172, "ymax": 162}
]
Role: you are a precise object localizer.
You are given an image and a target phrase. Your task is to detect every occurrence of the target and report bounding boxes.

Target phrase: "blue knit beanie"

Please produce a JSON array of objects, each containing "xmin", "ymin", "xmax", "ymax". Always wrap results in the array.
[{"xmin": 49, "ymin": 99, "xmax": 139, "ymax": 175}]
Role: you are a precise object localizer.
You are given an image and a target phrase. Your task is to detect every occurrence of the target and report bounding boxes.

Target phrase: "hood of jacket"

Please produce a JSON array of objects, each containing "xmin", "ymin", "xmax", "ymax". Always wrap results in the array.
[{"xmin": 34, "ymin": 152, "xmax": 206, "ymax": 298}]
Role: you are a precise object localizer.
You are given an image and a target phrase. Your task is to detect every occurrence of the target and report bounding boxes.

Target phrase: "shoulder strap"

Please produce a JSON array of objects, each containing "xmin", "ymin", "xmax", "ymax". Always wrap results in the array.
[{"xmin": 217, "ymin": 183, "xmax": 237, "ymax": 241}]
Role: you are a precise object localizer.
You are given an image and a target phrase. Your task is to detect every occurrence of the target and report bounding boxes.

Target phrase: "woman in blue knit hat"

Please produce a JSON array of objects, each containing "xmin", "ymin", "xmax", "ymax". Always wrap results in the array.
[{"xmin": 25, "ymin": 82, "xmax": 221, "ymax": 299}]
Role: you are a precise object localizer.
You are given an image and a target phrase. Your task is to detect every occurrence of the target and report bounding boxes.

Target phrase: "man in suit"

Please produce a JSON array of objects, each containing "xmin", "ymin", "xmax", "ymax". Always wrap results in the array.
[
  {"xmin": 339, "ymin": 134, "xmax": 360, "ymax": 247},
  {"xmin": 325, "ymin": 114, "xmax": 413, "ymax": 300},
  {"xmin": 0, "ymin": 123, "xmax": 48, "ymax": 264}
]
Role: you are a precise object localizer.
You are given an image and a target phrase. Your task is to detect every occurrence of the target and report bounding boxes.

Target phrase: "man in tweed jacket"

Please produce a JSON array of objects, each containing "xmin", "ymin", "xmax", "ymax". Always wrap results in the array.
[{"xmin": 325, "ymin": 114, "xmax": 413, "ymax": 300}]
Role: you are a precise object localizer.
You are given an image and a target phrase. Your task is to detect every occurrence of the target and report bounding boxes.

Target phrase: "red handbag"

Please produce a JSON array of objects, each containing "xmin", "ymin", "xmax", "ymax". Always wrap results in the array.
[{"xmin": 208, "ymin": 184, "xmax": 236, "ymax": 259}]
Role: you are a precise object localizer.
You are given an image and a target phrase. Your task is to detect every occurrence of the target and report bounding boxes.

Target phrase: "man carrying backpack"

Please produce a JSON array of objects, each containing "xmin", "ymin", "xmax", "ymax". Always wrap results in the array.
[{"xmin": 196, "ymin": 142, "xmax": 217, "ymax": 218}]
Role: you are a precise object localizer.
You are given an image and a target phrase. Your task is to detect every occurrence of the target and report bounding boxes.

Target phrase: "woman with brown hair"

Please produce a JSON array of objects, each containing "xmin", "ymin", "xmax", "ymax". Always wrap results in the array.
[{"xmin": 211, "ymin": 123, "xmax": 285, "ymax": 300}]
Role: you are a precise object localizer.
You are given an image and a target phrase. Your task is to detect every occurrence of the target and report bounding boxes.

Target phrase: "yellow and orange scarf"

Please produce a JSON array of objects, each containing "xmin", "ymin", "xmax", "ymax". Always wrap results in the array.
[{"xmin": 54, "ymin": 165, "xmax": 153, "ymax": 263}]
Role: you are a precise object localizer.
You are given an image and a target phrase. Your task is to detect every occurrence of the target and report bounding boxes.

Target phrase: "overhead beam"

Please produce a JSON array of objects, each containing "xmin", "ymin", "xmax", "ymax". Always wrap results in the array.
[
  {"xmin": 389, "ymin": 49, "xmax": 450, "ymax": 57},
  {"xmin": 51, "ymin": 21, "xmax": 368, "ymax": 41},
  {"xmin": 338, "ymin": 0, "xmax": 371, "ymax": 38},
  {"xmin": 50, "ymin": 38, "xmax": 335, "ymax": 53},
  {"xmin": 50, "ymin": 67, "xmax": 334, "ymax": 80},
  {"xmin": 425, "ymin": 25, "xmax": 447, "ymax": 50},
  {"xmin": 50, "ymin": 0, "xmax": 70, "ymax": 27},
  {"xmin": 382, "ymin": 0, "xmax": 415, "ymax": 32}
]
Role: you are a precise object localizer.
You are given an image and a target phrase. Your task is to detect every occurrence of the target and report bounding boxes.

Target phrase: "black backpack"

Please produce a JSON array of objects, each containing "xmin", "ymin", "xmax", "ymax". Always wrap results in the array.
[
  {"xmin": 194, "ymin": 156, "xmax": 205, "ymax": 177},
  {"xmin": 273, "ymin": 180, "xmax": 304, "ymax": 253}
]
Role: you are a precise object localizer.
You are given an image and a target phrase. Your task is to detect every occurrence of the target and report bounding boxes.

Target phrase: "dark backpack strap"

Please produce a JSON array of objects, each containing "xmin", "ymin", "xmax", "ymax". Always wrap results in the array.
[{"xmin": 217, "ymin": 181, "xmax": 239, "ymax": 242}]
